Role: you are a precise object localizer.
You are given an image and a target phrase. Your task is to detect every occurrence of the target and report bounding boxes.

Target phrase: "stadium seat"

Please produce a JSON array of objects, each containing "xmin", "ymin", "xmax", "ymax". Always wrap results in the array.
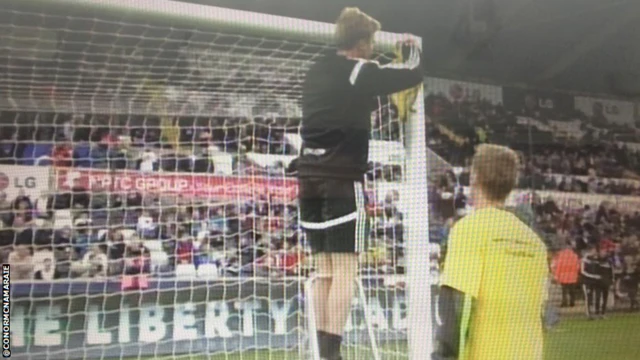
[
  {"xmin": 197, "ymin": 263, "xmax": 220, "ymax": 279},
  {"xmin": 88, "ymin": 146, "xmax": 108, "ymax": 168},
  {"xmin": 19, "ymin": 145, "xmax": 35, "ymax": 165},
  {"xmin": 175, "ymin": 263, "xmax": 197, "ymax": 279},
  {"xmin": 35, "ymin": 156, "xmax": 52, "ymax": 166},
  {"xmin": 33, "ymin": 143, "xmax": 53, "ymax": 159},
  {"xmin": 20, "ymin": 143, "xmax": 53, "ymax": 165},
  {"xmin": 1, "ymin": 144, "xmax": 14, "ymax": 158},
  {"xmin": 73, "ymin": 143, "xmax": 92, "ymax": 167}
]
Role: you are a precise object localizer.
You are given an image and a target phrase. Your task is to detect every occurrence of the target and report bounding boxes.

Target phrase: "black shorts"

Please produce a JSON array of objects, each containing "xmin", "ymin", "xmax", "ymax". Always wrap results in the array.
[{"xmin": 298, "ymin": 178, "xmax": 369, "ymax": 254}]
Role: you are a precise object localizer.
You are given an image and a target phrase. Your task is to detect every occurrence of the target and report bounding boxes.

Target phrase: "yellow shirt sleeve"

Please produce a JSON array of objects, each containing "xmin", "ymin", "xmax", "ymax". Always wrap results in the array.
[{"xmin": 440, "ymin": 219, "xmax": 483, "ymax": 298}]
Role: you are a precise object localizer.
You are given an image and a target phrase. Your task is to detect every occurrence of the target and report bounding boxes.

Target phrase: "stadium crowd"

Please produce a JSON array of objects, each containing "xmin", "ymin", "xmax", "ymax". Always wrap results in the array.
[
  {"xmin": 425, "ymin": 92, "xmax": 640, "ymax": 196},
  {"xmin": 0, "ymin": 187, "xmax": 404, "ymax": 282},
  {"xmin": 0, "ymin": 83, "xmax": 639, "ymax": 311},
  {"xmin": 0, "ymin": 110, "xmax": 408, "ymax": 282},
  {"xmin": 0, "ymin": 186, "xmax": 311, "ymax": 281},
  {"xmin": 425, "ymin": 89, "xmax": 640, "ymax": 312}
]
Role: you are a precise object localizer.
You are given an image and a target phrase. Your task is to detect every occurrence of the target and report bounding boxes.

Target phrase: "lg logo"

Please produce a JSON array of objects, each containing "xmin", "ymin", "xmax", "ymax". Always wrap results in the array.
[
  {"xmin": 0, "ymin": 172, "xmax": 36, "ymax": 191},
  {"xmin": 537, "ymin": 98, "xmax": 555, "ymax": 109}
]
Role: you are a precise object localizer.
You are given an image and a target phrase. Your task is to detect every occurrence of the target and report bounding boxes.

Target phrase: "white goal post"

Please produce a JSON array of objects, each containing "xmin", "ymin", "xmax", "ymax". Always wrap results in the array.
[{"xmin": 2, "ymin": 0, "xmax": 432, "ymax": 359}]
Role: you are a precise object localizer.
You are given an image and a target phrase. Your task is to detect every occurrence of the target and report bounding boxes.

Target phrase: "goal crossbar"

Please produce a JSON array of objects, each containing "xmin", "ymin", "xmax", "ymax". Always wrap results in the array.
[{"xmin": 10, "ymin": 0, "xmax": 406, "ymax": 52}]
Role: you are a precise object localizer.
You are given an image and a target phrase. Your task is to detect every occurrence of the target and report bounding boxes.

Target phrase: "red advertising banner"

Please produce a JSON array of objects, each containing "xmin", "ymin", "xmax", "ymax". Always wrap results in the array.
[{"xmin": 55, "ymin": 168, "xmax": 299, "ymax": 202}]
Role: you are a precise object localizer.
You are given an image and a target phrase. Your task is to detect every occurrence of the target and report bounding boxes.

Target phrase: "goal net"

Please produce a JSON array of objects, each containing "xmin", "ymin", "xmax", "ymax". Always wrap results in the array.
[{"xmin": 1, "ymin": 0, "xmax": 430, "ymax": 359}]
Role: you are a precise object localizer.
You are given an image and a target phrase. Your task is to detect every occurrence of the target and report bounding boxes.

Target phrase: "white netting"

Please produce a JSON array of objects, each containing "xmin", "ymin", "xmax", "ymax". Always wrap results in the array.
[{"xmin": 1, "ymin": 1, "xmax": 427, "ymax": 359}]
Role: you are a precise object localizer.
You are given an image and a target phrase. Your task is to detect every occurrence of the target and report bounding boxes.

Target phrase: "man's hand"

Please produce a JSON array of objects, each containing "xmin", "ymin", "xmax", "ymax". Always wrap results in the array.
[{"xmin": 397, "ymin": 34, "xmax": 422, "ymax": 51}]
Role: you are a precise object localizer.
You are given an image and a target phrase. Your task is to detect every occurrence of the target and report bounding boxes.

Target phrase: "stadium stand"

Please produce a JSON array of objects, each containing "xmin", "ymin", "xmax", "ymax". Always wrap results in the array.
[{"xmin": 1, "ymin": 77, "xmax": 639, "ymax": 314}]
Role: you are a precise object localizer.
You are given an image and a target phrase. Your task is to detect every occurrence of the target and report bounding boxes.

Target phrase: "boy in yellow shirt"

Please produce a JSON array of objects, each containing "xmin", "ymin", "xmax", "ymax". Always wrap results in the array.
[{"xmin": 434, "ymin": 144, "xmax": 549, "ymax": 360}]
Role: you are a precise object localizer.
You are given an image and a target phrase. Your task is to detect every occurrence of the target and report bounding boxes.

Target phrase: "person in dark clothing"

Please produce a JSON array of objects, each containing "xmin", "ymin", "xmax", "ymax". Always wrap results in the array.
[
  {"xmin": 594, "ymin": 247, "xmax": 614, "ymax": 318},
  {"xmin": 619, "ymin": 259, "xmax": 639, "ymax": 312},
  {"xmin": 580, "ymin": 245, "xmax": 601, "ymax": 320},
  {"xmin": 297, "ymin": 7, "xmax": 423, "ymax": 360}
]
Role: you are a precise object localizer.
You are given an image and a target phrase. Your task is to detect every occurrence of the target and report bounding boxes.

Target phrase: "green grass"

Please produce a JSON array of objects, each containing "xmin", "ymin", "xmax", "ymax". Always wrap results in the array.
[
  {"xmin": 135, "ymin": 314, "xmax": 640, "ymax": 360},
  {"xmin": 545, "ymin": 313, "xmax": 640, "ymax": 360}
]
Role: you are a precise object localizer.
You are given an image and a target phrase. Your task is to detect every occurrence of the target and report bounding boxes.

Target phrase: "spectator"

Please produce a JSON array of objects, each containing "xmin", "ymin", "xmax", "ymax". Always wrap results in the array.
[
  {"xmin": 99, "ymin": 129, "xmax": 118, "ymax": 148},
  {"xmin": 72, "ymin": 213, "xmax": 93, "ymax": 255},
  {"xmin": 124, "ymin": 241, "xmax": 149, "ymax": 275},
  {"xmin": 552, "ymin": 246, "xmax": 580, "ymax": 307},
  {"xmin": 595, "ymin": 247, "xmax": 614, "ymax": 318},
  {"xmin": 33, "ymin": 244, "xmax": 54, "ymax": 265},
  {"xmin": 53, "ymin": 245, "xmax": 75, "ymax": 279},
  {"xmin": 188, "ymin": 210, "xmax": 206, "ymax": 237},
  {"xmin": 126, "ymin": 192, "xmax": 143, "ymax": 208},
  {"xmin": 194, "ymin": 238, "xmax": 215, "ymax": 267},
  {"xmin": 80, "ymin": 245, "xmax": 108, "ymax": 278},
  {"xmin": 34, "ymin": 257, "xmax": 57, "ymax": 280},
  {"xmin": 206, "ymin": 207, "xmax": 227, "ymax": 234},
  {"xmin": 11, "ymin": 197, "xmax": 34, "ymax": 230},
  {"xmin": 107, "ymin": 230, "xmax": 126, "ymax": 275},
  {"xmin": 175, "ymin": 235, "xmax": 194, "ymax": 265},
  {"xmin": 54, "ymin": 227, "xmax": 72, "ymax": 246},
  {"xmin": 0, "ymin": 193, "xmax": 12, "ymax": 228},
  {"xmin": 13, "ymin": 190, "xmax": 32, "ymax": 210},
  {"xmin": 61, "ymin": 117, "xmax": 74, "ymax": 141},
  {"xmin": 8, "ymin": 244, "xmax": 33, "ymax": 280},
  {"xmin": 139, "ymin": 148, "xmax": 158, "ymax": 172},
  {"xmin": 580, "ymin": 245, "xmax": 601, "ymax": 320},
  {"xmin": 33, "ymin": 243, "xmax": 56, "ymax": 280},
  {"xmin": 136, "ymin": 210, "xmax": 157, "ymax": 239},
  {"xmin": 52, "ymin": 141, "xmax": 73, "ymax": 167},
  {"xmin": 618, "ymin": 256, "xmax": 639, "ymax": 312}
]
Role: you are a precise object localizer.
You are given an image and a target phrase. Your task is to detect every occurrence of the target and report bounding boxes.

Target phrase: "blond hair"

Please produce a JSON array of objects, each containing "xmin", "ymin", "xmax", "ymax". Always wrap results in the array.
[
  {"xmin": 335, "ymin": 7, "xmax": 381, "ymax": 50},
  {"xmin": 471, "ymin": 144, "xmax": 520, "ymax": 202}
]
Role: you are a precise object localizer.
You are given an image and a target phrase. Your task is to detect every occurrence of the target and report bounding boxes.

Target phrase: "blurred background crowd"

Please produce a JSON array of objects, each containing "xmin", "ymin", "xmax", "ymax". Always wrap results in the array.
[
  {"xmin": 0, "ymin": 109, "xmax": 407, "ymax": 283},
  {"xmin": 424, "ymin": 84, "xmax": 640, "ymax": 311},
  {"xmin": 1, "ymin": 77, "xmax": 639, "ymax": 310}
]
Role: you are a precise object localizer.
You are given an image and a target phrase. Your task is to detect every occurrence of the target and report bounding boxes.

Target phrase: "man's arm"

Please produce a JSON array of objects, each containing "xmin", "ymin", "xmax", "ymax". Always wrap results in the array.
[
  {"xmin": 433, "ymin": 285, "xmax": 474, "ymax": 360},
  {"xmin": 350, "ymin": 43, "xmax": 423, "ymax": 96},
  {"xmin": 436, "ymin": 219, "xmax": 482, "ymax": 360}
]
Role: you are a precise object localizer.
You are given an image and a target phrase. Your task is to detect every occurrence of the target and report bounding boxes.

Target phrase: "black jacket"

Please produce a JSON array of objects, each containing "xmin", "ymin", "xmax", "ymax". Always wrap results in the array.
[
  {"xmin": 596, "ymin": 257, "xmax": 614, "ymax": 286},
  {"xmin": 580, "ymin": 254, "xmax": 601, "ymax": 285},
  {"xmin": 298, "ymin": 46, "xmax": 423, "ymax": 180}
]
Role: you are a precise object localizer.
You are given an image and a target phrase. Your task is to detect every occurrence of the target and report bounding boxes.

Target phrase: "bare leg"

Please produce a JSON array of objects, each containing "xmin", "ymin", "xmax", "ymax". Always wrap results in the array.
[
  {"xmin": 326, "ymin": 253, "xmax": 359, "ymax": 336},
  {"xmin": 314, "ymin": 253, "xmax": 333, "ymax": 332}
]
